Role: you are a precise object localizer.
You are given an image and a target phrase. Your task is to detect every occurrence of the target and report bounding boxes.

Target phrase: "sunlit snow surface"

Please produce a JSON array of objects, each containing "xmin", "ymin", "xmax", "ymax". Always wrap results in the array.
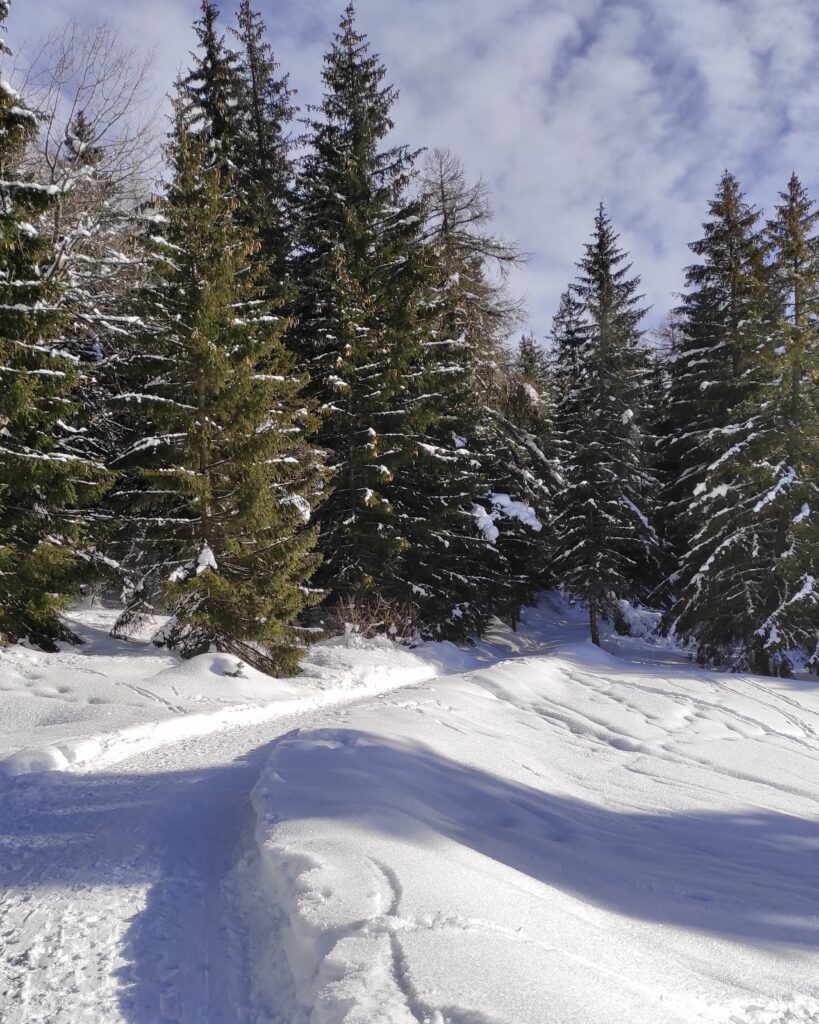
[{"xmin": 1, "ymin": 598, "xmax": 818, "ymax": 1023}]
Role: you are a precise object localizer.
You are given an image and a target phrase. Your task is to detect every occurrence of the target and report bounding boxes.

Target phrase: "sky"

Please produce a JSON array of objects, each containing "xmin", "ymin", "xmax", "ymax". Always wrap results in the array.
[{"xmin": 8, "ymin": 0, "xmax": 819, "ymax": 334}]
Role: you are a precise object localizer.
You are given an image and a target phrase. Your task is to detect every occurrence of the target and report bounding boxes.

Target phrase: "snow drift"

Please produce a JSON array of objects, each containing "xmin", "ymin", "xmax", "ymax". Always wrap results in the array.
[{"xmin": 247, "ymin": 644, "xmax": 819, "ymax": 1024}]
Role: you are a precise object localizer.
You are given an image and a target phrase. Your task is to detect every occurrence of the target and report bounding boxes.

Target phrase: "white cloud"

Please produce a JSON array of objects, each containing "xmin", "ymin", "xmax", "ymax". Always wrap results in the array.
[{"xmin": 6, "ymin": 0, "xmax": 819, "ymax": 333}]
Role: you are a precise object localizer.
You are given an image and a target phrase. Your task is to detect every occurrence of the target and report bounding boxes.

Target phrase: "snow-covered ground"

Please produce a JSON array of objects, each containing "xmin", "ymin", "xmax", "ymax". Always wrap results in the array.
[
  {"xmin": 1, "ymin": 598, "xmax": 818, "ymax": 1023},
  {"xmin": 0, "ymin": 605, "xmax": 443, "ymax": 776}
]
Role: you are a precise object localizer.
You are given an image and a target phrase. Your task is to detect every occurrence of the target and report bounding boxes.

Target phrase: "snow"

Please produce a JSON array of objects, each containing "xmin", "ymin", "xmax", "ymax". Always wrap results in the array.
[
  {"xmin": 787, "ymin": 574, "xmax": 816, "ymax": 606},
  {"xmin": 282, "ymin": 493, "xmax": 313, "ymax": 522},
  {"xmin": 0, "ymin": 77, "xmax": 19, "ymax": 100},
  {"xmin": 471, "ymin": 502, "xmax": 499, "ymax": 543},
  {"xmin": 248, "ymin": 601, "xmax": 819, "ymax": 1024},
  {"xmin": 753, "ymin": 467, "xmax": 796, "ymax": 512},
  {"xmin": 0, "ymin": 605, "xmax": 439, "ymax": 777},
  {"xmin": 473, "ymin": 494, "xmax": 543, "ymax": 542},
  {"xmin": 195, "ymin": 542, "xmax": 217, "ymax": 575},
  {"xmin": 1, "ymin": 598, "xmax": 818, "ymax": 1023},
  {"xmin": 490, "ymin": 491, "xmax": 543, "ymax": 531}
]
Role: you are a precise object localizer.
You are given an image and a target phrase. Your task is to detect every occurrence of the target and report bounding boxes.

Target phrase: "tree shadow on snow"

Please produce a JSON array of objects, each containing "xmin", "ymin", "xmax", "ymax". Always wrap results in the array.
[
  {"xmin": 0, "ymin": 731, "xmax": 817, "ymax": 1023},
  {"xmin": 270, "ymin": 729, "xmax": 819, "ymax": 950},
  {"xmin": 0, "ymin": 744, "xmax": 276, "ymax": 1023}
]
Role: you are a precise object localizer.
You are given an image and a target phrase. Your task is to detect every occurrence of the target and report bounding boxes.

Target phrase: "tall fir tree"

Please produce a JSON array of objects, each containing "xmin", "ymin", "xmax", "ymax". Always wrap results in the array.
[
  {"xmin": 508, "ymin": 334, "xmax": 551, "ymax": 432},
  {"xmin": 110, "ymin": 98, "xmax": 323, "ymax": 674},
  {"xmin": 550, "ymin": 288, "xmax": 588, "ymax": 413},
  {"xmin": 669, "ymin": 175, "xmax": 818, "ymax": 671},
  {"xmin": 745, "ymin": 174, "xmax": 819, "ymax": 671},
  {"xmin": 231, "ymin": 0, "xmax": 297, "ymax": 278},
  {"xmin": 486, "ymin": 335, "xmax": 556, "ymax": 620},
  {"xmin": 551, "ymin": 205, "xmax": 661, "ymax": 644},
  {"xmin": 660, "ymin": 173, "xmax": 768, "ymax": 562},
  {"xmin": 293, "ymin": 6, "xmax": 495, "ymax": 638},
  {"xmin": 181, "ymin": 1, "xmax": 296, "ymax": 276},
  {"xmin": 0, "ymin": 5, "xmax": 110, "ymax": 648},
  {"xmin": 662, "ymin": 173, "xmax": 791, "ymax": 668},
  {"xmin": 179, "ymin": 0, "xmax": 243, "ymax": 173}
]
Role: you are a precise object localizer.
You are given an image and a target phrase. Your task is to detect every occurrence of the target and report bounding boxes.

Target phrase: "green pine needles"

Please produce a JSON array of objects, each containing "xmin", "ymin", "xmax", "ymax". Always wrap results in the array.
[
  {"xmin": 0, "ymin": 12, "xmax": 110, "ymax": 649},
  {"xmin": 0, "ymin": 0, "xmax": 815, "ymax": 678},
  {"xmin": 110, "ymin": 100, "xmax": 323, "ymax": 675}
]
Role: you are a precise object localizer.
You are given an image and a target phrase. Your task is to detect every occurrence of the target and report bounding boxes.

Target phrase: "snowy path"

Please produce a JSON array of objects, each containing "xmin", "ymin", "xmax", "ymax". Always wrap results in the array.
[
  {"xmin": 2, "ymin": 601, "xmax": 818, "ymax": 1023},
  {"xmin": 0, "ymin": 691, "xmax": 409, "ymax": 1024},
  {"xmin": 249, "ymin": 645, "xmax": 819, "ymax": 1023}
]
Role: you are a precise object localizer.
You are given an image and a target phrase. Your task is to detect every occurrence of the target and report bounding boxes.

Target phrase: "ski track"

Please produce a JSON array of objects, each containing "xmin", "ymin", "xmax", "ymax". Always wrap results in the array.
[
  {"xmin": 2, "ymin": 608, "xmax": 818, "ymax": 1024},
  {"xmin": 0, "ymin": 687, "xmax": 423, "ymax": 1024}
]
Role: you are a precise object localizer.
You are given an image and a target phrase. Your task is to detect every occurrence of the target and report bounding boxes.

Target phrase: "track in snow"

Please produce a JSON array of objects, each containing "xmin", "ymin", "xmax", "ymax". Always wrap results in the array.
[{"xmin": 0, "ymin": 690, "xmax": 410, "ymax": 1024}]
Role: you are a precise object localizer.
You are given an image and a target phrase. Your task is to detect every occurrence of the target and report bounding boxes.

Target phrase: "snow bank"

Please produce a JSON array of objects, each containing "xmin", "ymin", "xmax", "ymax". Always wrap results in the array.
[
  {"xmin": 0, "ymin": 607, "xmax": 439, "ymax": 777},
  {"xmin": 0, "ymin": 594, "xmax": 592, "ymax": 778},
  {"xmin": 247, "ymin": 641, "xmax": 819, "ymax": 1023}
]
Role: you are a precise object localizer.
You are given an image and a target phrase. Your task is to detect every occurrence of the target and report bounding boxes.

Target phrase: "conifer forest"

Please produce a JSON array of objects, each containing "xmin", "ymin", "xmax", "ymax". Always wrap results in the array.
[
  {"xmin": 3, "ymin": 4, "xmax": 819, "ymax": 1021},
  {"xmin": 0, "ymin": 0, "xmax": 816, "ymax": 678}
]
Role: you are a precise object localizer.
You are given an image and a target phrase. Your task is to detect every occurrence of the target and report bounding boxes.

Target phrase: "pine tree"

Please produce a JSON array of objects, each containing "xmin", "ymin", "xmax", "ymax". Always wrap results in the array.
[
  {"xmin": 485, "ymin": 335, "xmax": 556, "ymax": 620},
  {"xmin": 110, "ymin": 99, "xmax": 322, "ymax": 675},
  {"xmin": 0, "ymin": 5, "xmax": 110, "ymax": 648},
  {"xmin": 663, "ymin": 173, "xmax": 786, "ymax": 667},
  {"xmin": 551, "ymin": 205, "xmax": 660, "ymax": 644},
  {"xmin": 660, "ymin": 173, "xmax": 768, "ymax": 560},
  {"xmin": 752, "ymin": 174, "xmax": 819, "ymax": 671},
  {"xmin": 550, "ymin": 288, "xmax": 587, "ymax": 414},
  {"xmin": 293, "ymin": 7, "xmax": 494, "ymax": 638},
  {"xmin": 179, "ymin": 1, "xmax": 243, "ymax": 174},
  {"xmin": 508, "ymin": 334, "xmax": 551, "ymax": 431},
  {"xmin": 669, "ymin": 175, "xmax": 818, "ymax": 671},
  {"xmin": 231, "ymin": 0, "xmax": 296, "ymax": 277}
]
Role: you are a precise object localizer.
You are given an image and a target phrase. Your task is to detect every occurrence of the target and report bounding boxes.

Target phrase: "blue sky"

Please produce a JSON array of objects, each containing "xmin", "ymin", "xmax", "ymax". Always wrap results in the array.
[{"xmin": 8, "ymin": 0, "xmax": 819, "ymax": 333}]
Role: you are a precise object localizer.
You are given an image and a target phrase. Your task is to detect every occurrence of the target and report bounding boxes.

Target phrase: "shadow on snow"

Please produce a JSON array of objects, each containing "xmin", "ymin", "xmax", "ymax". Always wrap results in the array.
[{"xmin": 1, "ymin": 727, "xmax": 817, "ymax": 1021}]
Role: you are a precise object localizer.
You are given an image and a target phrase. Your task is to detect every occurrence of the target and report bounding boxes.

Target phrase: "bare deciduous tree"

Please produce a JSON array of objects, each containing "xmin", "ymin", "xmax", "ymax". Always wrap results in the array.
[
  {"xmin": 13, "ymin": 23, "xmax": 162, "ymax": 471},
  {"xmin": 419, "ymin": 147, "xmax": 526, "ymax": 400},
  {"xmin": 15, "ymin": 22, "xmax": 161, "ymax": 340}
]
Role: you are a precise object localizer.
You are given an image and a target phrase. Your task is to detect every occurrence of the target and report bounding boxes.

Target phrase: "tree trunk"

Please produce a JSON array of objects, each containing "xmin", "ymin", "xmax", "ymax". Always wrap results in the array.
[
  {"xmin": 589, "ymin": 595, "xmax": 601, "ymax": 646},
  {"xmin": 198, "ymin": 380, "xmax": 211, "ymax": 544}
]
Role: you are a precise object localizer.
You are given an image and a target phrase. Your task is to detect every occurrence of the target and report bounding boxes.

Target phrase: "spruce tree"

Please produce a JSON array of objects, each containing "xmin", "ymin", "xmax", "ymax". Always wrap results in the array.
[
  {"xmin": 663, "ymin": 173, "xmax": 784, "ymax": 667},
  {"xmin": 508, "ymin": 334, "xmax": 551, "ymax": 431},
  {"xmin": 551, "ymin": 205, "xmax": 660, "ymax": 644},
  {"xmin": 669, "ymin": 175, "xmax": 818, "ymax": 671},
  {"xmin": 179, "ymin": 1, "xmax": 243, "ymax": 173},
  {"xmin": 182, "ymin": 0, "xmax": 296, "ymax": 272},
  {"xmin": 110, "ymin": 99, "xmax": 322, "ymax": 675},
  {"xmin": 550, "ymin": 288, "xmax": 587, "ymax": 416},
  {"xmin": 486, "ymin": 335, "xmax": 556, "ymax": 620},
  {"xmin": 231, "ymin": 0, "xmax": 296, "ymax": 277},
  {"xmin": 0, "ymin": 6, "xmax": 110, "ymax": 648},
  {"xmin": 753, "ymin": 174, "xmax": 819, "ymax": 670},
  {"xmin": 660, "ymin": 173, "xmax": 768, "ymax": 560},
  {"xmin": 293, "ymin": 7, "xmax": 493, "ymax": 638}
]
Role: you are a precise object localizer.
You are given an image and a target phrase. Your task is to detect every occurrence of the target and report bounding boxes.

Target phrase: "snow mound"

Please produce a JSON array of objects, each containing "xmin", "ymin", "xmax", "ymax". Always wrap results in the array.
[
  {"xmin": 247, "ymin": 648, "xmax": 819, "ymax": 1023},
  {"xmin": 0, "ymin": 607, "xmax": 440, "ymax": 777}
]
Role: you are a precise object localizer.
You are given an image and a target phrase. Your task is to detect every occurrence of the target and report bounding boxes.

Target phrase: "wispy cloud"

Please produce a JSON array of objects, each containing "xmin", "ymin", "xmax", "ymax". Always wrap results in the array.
[{"xmin": 8, "ymin": 0, "xmax": 819, "ymax": 331}]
